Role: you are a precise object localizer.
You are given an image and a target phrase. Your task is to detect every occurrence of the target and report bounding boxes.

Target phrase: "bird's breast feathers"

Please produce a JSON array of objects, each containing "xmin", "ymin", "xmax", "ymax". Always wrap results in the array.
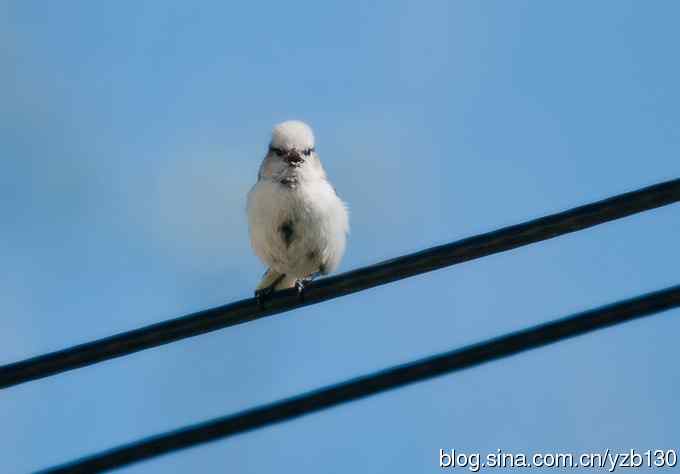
[{"xmin": 247, "ymin": 176, "xmax": 348, "ymax": 276}]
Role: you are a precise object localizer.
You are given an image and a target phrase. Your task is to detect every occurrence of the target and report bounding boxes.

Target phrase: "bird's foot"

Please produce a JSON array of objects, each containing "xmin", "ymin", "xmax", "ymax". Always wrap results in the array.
[
  {"xmin": 255, "ymin": 286, "xmax": 275, "ymax": 309},
  {"xmin": 255, "ymin": 288, "xmax": 272, "ymax": 309},
  {"xmin": 254, "ymin": 273, "xmax": 286, "ymax": 308},
  {"xmin": 294, "ymin": 279, "xmax": 307, "ymax": 301},
  {"xmin": 295, "ymin": 272, "xmax": 322, "ymax": 302}
]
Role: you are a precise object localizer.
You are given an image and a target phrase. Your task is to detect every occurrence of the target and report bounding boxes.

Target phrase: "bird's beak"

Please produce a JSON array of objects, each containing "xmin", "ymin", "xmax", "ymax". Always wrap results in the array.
[{"xmin": 284, "ymin": 150, "xmax": 304, "ymax": 166}]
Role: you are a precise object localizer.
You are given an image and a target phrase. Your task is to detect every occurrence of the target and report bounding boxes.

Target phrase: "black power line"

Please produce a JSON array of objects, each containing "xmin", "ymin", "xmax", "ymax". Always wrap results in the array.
[
  {"xmin": 40, "ymin": 285, "xmax": 680, "ymax": 474},
  {"xmin": 2, "ymin": 178, "xmax": 679, "ymax": 390}
]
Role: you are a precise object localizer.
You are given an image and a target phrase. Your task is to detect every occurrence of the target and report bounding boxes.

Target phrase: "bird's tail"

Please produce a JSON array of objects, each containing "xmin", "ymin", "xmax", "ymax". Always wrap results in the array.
[{"xmin": 256, "ymin": 269, "xmax": 297, "ymax": 292}]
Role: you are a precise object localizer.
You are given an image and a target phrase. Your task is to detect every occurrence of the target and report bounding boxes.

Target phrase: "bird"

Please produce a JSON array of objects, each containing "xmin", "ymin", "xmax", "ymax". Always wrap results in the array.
[{"xmin": 247, "ymin": 120, "xmax": 349, "ymax": 301}]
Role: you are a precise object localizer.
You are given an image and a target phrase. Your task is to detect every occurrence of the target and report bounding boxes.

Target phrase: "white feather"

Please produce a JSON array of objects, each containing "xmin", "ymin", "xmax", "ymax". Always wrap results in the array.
[
  {"xmin": 247, "ymin": 121, "xmax": 349, "ymax": 290},
  {"xmin": 270, "ymin": 120, "xmax": 315, "ymax": 151}
]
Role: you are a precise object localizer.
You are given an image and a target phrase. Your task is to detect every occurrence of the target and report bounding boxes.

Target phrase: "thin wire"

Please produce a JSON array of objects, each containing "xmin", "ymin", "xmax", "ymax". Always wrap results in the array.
[
  {"xmin": 39, "ymin": 285, "xmax": 680, "ymax": 474},
  {"xmin": 2, "ymin": 178, "xmax": 679, "ymax": 390}
]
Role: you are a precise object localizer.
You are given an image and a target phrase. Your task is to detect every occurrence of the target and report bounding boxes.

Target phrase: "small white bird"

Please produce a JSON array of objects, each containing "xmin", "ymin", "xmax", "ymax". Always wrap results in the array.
[{"xmin": 247, "ymin": 120, "xmax": 349, "ymax": 299}]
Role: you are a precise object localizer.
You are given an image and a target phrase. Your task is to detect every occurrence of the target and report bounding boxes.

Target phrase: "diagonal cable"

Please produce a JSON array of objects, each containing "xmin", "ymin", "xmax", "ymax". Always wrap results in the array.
[
  {"xmin": 1, "ymin": 178, "xmax": 679, "ymax": 389},
  {"xmin": 39, "ymin": 285, "xmax": 680, "ymax": 473}
]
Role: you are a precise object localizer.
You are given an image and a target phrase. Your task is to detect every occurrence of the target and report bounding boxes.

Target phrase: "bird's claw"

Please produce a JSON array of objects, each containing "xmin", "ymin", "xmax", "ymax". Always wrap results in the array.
[
  {"xmin": 295, "ymin": 272, "xmax": 323, "ymax": 302},
  {"xmin": 295, "ymin": 279, "xmax": 307, "ymax": 301},
  {"xmin": 255, "ymin": 286, "xmax": 275, "ymax": 308},
  {"xmin": 254, "ymin": 272, "xmax": 288, "ymax": 308}
]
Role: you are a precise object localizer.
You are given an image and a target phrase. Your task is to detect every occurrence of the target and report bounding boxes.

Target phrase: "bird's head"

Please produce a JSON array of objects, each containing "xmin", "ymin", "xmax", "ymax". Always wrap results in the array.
[{"xmin": 268, "ymin": 120, "xmax": 316, "ymax": 167}]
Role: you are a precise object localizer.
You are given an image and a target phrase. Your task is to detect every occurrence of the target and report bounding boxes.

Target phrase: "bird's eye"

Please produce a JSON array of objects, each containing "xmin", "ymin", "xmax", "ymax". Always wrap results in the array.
[
  {"xmin": 270, "ymin": 147, "xmax": 284, "ymax": 156},
  {"xmin": 302, "ymin": 148, "xmax": 313, "ymax": 156}
]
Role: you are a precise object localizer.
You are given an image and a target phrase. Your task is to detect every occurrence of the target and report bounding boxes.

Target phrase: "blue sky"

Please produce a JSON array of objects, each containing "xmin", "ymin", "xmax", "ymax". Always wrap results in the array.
[{"xmin": 1, "ymin": 1, "xmax": 679, "ymax": 472}]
